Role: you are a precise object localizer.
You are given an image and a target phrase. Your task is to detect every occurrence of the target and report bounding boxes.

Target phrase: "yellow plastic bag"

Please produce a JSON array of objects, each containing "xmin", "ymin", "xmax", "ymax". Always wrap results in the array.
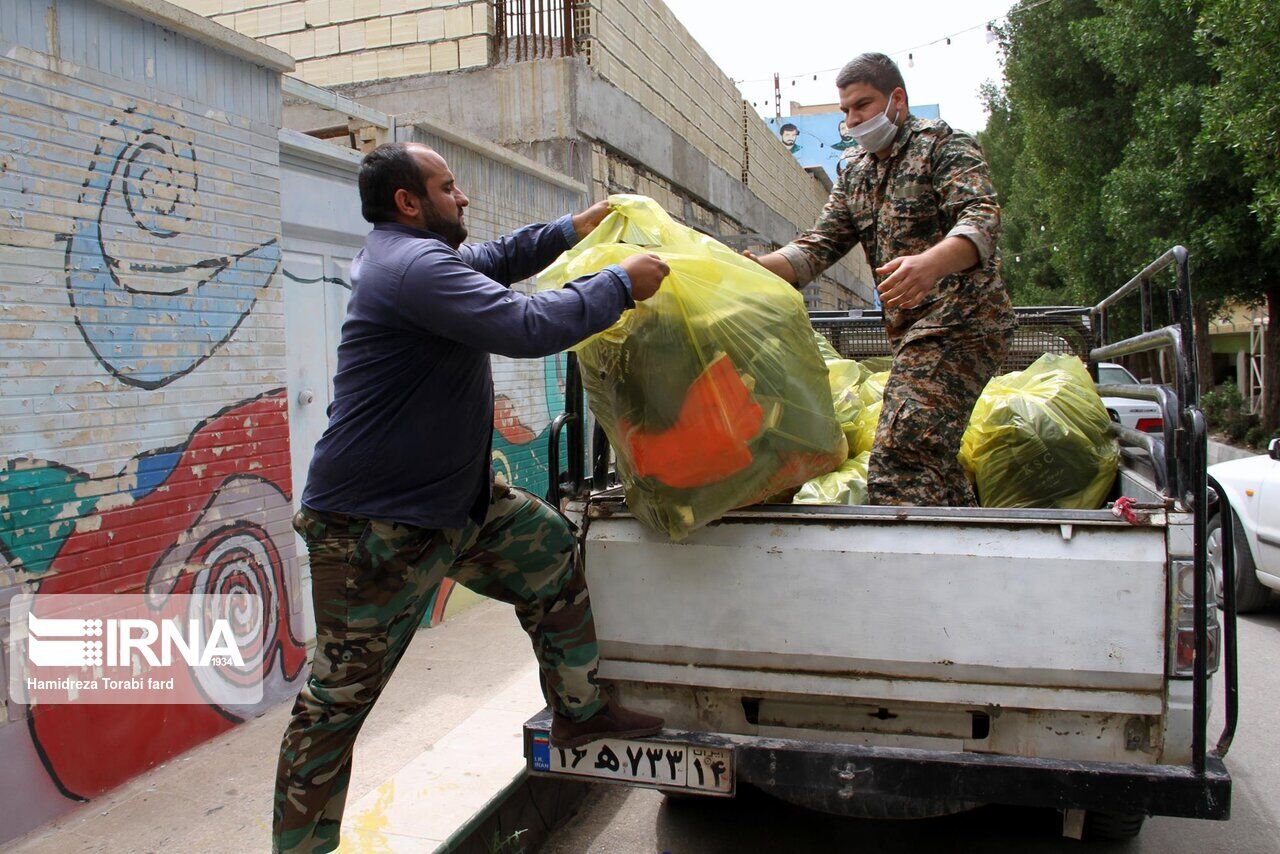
[
  {"xmin": 849, "ymin": 399, "xmax": 882, "ymax": 458},
  {"xmin": 812, "ymin": 332, "xmax": 884, "ymax": 457},
  {"xmin": 960, "ymin": 354, "xmax": 1119, "ymax": 509},
  {"xmin": 813, "ymin": 331, "xmax": 869, "ymax": 435},
  {"xmin": 794, "ymin": 451, "xmax": 871, "ymax": 506},
  {"xmin": 842, "ymin": 369, "xmax": 888, "ymax": 456},
  {"xmin": 859, "ymin": 370, "xmax": 890, "ymax": 406},
  {"xmin": 538, "ymin": 195, "xmax": 844, "ymax": 540}
]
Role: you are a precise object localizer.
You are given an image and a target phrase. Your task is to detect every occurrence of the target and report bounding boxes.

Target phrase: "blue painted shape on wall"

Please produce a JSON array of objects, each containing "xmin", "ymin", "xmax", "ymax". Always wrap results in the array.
[
  {"xmin": 129, "ymin": 450, "xmax": 182, "ymax": 500},
  {"xmin": 62, "ymin": 123, "xmax": 279, "ymax": 389}
]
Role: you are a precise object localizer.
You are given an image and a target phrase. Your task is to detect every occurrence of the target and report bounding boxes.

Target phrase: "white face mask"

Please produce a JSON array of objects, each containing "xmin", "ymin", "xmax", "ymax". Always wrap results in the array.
[{"xmin": 849, "ymin": 96, "xmax": 901, "ymax": 152}]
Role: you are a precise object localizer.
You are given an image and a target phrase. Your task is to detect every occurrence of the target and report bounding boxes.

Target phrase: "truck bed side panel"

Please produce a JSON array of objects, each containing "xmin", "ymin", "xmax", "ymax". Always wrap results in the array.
[{"xmin": 585, "ymin": 516, "xmax": 1168, "ymax": 714}]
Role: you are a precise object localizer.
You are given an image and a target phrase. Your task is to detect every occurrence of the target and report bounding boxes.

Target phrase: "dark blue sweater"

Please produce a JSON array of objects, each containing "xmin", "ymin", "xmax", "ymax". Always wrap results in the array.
[{"xmin": 302, "ymin": 216, "xmax": 632, "ymax": 529}]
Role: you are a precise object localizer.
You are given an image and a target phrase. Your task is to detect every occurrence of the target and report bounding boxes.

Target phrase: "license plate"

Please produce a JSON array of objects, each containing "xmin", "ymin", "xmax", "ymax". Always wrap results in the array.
[{"xmin": 530, "ymin": 732, "xmax": 733, "ymax": 794}]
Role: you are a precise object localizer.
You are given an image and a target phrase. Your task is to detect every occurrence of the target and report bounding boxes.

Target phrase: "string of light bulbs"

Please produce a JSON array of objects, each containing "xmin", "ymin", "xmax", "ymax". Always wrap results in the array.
[{"xmin": 733, "ymin": 0, "xmax": 1059, "ymax": 93}]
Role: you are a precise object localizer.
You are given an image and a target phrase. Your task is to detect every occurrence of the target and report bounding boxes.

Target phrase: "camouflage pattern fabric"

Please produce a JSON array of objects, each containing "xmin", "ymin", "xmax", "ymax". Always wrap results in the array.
[
  {"xmin": 868, "ymin": 325, "xmax": 1013, "ymax": 506},
  {"xmin": 777, "ymin": 115, "xmax": 1014, "ymax": 346},
  {"xmin": 777, "ymin": 115, "xmax": 1017, "ymax": 505},
  {"xmin": 272, "ymin": 481, "xmax": 602, "ymax": 854}
]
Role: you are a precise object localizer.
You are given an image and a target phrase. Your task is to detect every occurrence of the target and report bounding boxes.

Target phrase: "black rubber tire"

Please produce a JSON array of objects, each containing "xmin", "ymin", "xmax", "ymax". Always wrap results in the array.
[
  {"xmin": 1211, "ymin": 511, "xmax": 1273, "ymax": 614},
  {"xmin": 1084, "ymin": 811, "xmax": 1146, "ymax": 841}
]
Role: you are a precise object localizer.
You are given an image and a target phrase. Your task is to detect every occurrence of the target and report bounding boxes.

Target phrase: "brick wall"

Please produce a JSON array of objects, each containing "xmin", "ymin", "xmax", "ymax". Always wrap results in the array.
[
  {"xmin": 180, "ymin": 0, "xmax": 873, "ymax": 302},
  {"xmin": 582, "ymin": 1, "xmax": 742, "ymax": 182},
  {"xmin": 0, "ymin": 0, "xmax": 299, "ymax": 842},
  {"xmin": 579, "ymin": 0, "xmax": 869, "ymax": 304},
  {"xmin": 174, "ymin": 0, "xmax": 491, "ymax": 85},
  {"xmin": 586, "ymin": 143, "xmax": 740, "ymax": 244}
]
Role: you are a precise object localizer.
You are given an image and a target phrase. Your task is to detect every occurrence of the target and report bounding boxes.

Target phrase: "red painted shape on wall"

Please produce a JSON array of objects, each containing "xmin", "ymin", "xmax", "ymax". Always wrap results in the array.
[
  {"xmin": 494, "ymin": 395, "xmax": 537, "ymax": 444},
  {"xmin": 28, "ymin": 390, "xmax": 306, "ymax": 800}
]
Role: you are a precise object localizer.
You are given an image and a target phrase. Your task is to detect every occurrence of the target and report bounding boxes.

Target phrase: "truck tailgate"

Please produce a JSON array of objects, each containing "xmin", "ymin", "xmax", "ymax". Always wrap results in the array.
[{"xmin": 582, "ymin": 507, "xmax": 1169, "ymax": 715}]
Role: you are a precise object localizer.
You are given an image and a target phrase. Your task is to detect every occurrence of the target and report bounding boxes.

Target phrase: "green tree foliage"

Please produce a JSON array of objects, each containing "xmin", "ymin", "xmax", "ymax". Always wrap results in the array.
[
  {"xmin": 990, "ymin": 0, "xmax": 1132, "ymax": 306},
  {"xmin": 1197, "ymin": 0, "xmax": 1280, "ymax": 430},
  {"xmin": 1199, "ymin": 0, "xmax": 1280, "ymax": 241},
  {"xmin": 977, "ymin": 83, "xmax": 1065, "ymax": 305},
  {"xmin": 1080, "ymin": 0, "xmax": 1273, "ymax": 392},
  {"xmin": 984, "ymin": 0, "xmax": 1279, "ymax": 427}
]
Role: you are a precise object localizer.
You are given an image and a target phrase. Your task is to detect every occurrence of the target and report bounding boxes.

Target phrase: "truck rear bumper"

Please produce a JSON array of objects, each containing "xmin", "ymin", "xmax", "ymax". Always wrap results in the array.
[{"xmin": 522, "ymin": 709, "xmax": 1230, "ymax": 820}]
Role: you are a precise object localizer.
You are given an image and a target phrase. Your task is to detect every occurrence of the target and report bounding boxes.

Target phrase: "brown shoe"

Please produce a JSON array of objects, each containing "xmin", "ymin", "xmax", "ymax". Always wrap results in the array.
[{"xmin": 550, "ymin": 702, "xmax": 664, "ymax": 749}]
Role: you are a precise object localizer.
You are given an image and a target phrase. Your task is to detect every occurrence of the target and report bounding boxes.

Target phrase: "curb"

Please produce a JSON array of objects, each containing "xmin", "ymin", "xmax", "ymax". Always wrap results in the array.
[{"xmin": 435, "ymin": 769, "xmax": 590, "ymax": 853}]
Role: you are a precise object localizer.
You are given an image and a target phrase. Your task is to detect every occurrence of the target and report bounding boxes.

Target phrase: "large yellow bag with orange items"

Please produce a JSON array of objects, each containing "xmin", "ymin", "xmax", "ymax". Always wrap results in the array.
[
  {"xmin": 537, "ymin": 195, "xmax": 845, "ymax": 540},
  {"xmin": 960, "ymin": 354, "xmax": 1119, "ymax": 509}
]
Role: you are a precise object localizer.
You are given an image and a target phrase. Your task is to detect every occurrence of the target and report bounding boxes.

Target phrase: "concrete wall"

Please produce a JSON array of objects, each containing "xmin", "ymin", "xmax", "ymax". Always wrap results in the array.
[
  {"xmin": 176, "ymin": 0, "xmax": 491, "ymax": 85},
  {"xmin": 579, "ymin": 0, "xmax": 872, "ymax": 307},
  {"xmin": 285, "ymin": 58, "xmax": 876, "ymax": 308},
  {"xmin": 0, "ymin": 0, "xmax": 298, "ymax": 842},
  {"xmin": 1209, "ymin": 439, "xmax": 1260, "ymax": 466},
  {"xmin": 178, "ymin": 0, "xmax": 874, "ymax": 305}
]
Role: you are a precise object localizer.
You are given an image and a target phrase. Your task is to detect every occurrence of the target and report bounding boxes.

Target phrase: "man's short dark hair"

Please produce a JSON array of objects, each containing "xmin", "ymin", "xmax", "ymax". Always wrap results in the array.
[
  {"xmin": 359, "ymin": 142, "xmax": 428, "ymax": 223},
  {"xmin": 835, "ymin": 52, "xmax": 907, "ymax": 98},
  {"xmin": 780, "ymin": 123, "xmax": 798, "ymax": 133}
]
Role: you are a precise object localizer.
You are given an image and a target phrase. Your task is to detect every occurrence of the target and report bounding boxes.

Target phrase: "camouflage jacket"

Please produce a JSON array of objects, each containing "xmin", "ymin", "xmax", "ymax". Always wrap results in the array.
[{"xmin": 779, "ymin": 116, "xmax": 1014, "ymax": 346}]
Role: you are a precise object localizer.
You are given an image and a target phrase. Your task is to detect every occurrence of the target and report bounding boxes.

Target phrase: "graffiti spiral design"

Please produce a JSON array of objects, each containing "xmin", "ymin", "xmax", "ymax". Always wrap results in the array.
[
  {"xmin": 119, "ymin": 131, "xmax": 197, "ymax": 241},
  {"xmin": 64, "ymin": 120, "xmax": 280, "ymax": 388},
  {"xmin": 185, "ymin": 522, "xmax": 280, "ymax": 695},
  {"xmin": 144, "ymin": 475, "xmax": 306, "ymax": 719}
]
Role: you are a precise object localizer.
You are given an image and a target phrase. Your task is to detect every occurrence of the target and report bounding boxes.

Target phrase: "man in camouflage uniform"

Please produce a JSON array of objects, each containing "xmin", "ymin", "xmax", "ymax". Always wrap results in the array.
[
  {"xmin": 751, "ymin": 53, "xmax": 1015, "ymax": 506},
  {"xmin": 274, "ymin": 142, "xmax": 668, "ymax": 854}
]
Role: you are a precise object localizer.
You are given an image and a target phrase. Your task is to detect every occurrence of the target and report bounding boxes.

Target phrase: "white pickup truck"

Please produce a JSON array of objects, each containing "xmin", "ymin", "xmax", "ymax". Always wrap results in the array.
[{"xmin": 525, "ymin": 248, "xmax": 1237, "ymax": 841}]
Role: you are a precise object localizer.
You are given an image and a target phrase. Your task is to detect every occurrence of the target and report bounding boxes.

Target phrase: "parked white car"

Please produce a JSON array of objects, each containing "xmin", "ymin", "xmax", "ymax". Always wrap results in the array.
[
  {"xmin": 1096, "ymin": 362, "xmax": 1164, "ymax": 433},
  {"xmin": 1209, "ymin": 438, "xmax": 1280, "ymax": 612}
]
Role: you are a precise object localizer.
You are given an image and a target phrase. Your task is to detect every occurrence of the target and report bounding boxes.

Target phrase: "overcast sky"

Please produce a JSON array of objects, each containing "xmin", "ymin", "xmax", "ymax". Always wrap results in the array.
[{"xmin": 661, "ymin": 0, "xmax": 1018, "ymax": 133}]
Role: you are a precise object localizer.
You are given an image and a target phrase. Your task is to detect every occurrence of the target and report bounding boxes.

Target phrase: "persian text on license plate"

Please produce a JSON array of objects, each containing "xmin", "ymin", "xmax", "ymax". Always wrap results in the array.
[{"xmin": 530, "ymin": 732, "xmax": 733, "ymax": 794}]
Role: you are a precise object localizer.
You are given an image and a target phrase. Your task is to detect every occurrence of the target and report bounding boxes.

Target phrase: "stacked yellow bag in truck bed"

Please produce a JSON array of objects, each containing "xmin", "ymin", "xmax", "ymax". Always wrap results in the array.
[
  {"xmin": 960, "ymin": 353, "xmax": 1119, "ymax": 510},
  {"xmin": 800, "ymin": 347, "xmax": 1119, "ymax": 511},
  {"xmin": 794, "ymin": 451, "xmax": 872, "ymax": 506},
  {"xmin": 813, "ymin": 334, "xmax": 886, "ymax": 458}
]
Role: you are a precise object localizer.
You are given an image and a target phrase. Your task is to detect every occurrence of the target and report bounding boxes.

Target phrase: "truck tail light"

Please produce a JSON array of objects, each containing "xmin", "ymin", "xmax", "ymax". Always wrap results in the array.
[
  {"xmin": 1174, "ymin": 619, "xmax": 1220, "ymax": 676},
  {"xmin": 1170, "ymin": 560, "xmax": 1221, "ymax": 677},
  {"xmin": 1135, "ymin": 417, "xmax": 1163, "ymax": 433}
]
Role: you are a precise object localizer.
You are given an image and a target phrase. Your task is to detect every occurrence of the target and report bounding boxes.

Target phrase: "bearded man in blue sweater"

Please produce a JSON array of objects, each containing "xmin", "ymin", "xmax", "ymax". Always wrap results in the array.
[{"xmin": 274, "ymin": 142, "xmax": 669, "ymax": 854}]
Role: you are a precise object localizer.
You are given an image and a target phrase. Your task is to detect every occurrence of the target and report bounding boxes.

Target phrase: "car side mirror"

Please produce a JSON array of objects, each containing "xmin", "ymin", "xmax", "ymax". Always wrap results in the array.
[{"xmin": 1270, "ymin": 438, "xmax": 1280, "ymax": 461}]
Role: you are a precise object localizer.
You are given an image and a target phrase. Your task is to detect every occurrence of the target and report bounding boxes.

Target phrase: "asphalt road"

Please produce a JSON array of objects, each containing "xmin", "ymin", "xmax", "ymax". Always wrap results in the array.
[{"xmin": 540, "ymin": 605, "xmax": 1280, "ymax": 853}]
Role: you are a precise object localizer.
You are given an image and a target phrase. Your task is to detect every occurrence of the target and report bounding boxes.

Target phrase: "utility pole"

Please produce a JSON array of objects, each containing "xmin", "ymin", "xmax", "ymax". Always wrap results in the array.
[{"xmin": 773, "ymin": 73, "xmax": 781, "ymax": 119}]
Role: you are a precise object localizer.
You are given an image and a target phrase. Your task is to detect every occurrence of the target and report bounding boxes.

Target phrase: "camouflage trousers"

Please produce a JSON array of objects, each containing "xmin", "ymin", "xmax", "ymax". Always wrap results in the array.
[
  {"xmin": 273, "ymin": 482, "xmax": 603, "ymax": 854},
  {"xmin": 868, "ymin": 325, "xmax": 1013, "ymax": 506}
]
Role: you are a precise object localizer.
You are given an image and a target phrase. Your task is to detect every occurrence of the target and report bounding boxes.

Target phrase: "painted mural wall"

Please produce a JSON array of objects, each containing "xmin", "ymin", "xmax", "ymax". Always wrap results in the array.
[
  {"xmin": 767, "ymin": 104, "xmax": 942, "ymax": 182},
  {"xmin": 0, "ymin": 0, "xmax": 589, "ymax": 842},
  {"xmin": 0, "ymin": 0, "xmax": 301, "ymax": 842}
]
